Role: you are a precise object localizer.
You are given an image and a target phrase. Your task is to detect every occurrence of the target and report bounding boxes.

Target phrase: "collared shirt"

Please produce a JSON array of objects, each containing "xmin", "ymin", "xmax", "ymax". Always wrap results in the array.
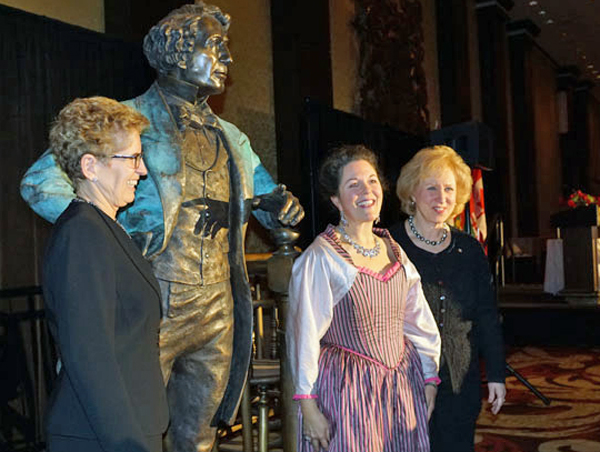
[{"xmin": 156, "ymin": 75, "xmax": 222, "ymax": 132}]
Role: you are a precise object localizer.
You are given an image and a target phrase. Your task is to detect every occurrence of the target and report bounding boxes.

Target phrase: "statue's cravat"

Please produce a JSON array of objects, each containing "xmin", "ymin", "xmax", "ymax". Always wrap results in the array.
[{"xmin": 178, "ymin": 102, "xmax": 222, "ymax": 131}]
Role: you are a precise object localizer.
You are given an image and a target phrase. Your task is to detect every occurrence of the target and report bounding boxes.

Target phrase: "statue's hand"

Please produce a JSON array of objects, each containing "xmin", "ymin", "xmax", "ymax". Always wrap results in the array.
[
  {"xmin": 252, "ymin": 184, "xmax": 304, "ymax": 226},
  {"xmin": 181, "ymin": 197, "xmax": 229, "ymax": 239}
]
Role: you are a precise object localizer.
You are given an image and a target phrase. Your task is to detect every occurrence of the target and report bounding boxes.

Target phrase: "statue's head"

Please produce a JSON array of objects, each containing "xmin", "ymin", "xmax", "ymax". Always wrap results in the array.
[{"xmin": 143, "ymin": 1, "xmax": 232, "ymax": 97}]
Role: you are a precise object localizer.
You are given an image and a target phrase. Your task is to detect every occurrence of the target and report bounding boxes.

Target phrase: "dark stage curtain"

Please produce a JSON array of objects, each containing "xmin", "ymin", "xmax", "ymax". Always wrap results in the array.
[
  {"xmin": 0, "ymin": 5, "xmax": 154, "ymax": 288},
  {"xmin": 299, "ymin": 100, "xmax": 425, "ymax": 245}
]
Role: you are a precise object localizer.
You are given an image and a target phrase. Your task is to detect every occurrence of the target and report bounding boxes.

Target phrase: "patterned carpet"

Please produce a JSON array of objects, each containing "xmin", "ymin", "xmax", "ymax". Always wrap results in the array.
[{"xmin": 475, "ymin": 346, "xmax": 600, "ymax": 452}]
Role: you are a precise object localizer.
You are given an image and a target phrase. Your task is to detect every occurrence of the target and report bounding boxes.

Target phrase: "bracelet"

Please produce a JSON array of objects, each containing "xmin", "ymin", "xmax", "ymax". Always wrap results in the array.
[{"xmin": 424, "ymin": 381, "xmax": 438, "ymax": 388}]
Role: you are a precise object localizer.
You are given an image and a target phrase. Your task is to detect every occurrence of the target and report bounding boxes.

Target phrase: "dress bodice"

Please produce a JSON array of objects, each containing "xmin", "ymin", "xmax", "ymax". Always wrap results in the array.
[{"xmin": 320, "ymin": 227, "xmax": 408, "ymax": 368}]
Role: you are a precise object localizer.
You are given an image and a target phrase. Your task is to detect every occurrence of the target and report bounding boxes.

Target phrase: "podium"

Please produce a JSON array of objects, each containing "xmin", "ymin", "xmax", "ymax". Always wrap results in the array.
[{"xmin": 550, "ymin": 205, "xmax": 600, "ymax": 305}]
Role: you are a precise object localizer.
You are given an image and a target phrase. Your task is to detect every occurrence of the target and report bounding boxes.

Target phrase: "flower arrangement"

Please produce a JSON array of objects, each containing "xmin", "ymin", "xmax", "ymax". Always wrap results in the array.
[{"xmin": 560, "ymin": 190, "xmax": 599, "ymax": 208}]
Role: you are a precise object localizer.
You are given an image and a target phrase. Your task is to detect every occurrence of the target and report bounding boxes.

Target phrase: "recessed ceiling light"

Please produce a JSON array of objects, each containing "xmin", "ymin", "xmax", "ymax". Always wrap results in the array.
[
  {"xmin": 539, "ymin": 10, "xmax": 547, "ymax": 15},
  {"xmin": 529, "ymin": 0, "xmax": 538, "ymax": 5},
  {"xmin": 546, "ymin": 19, "xmax": 554, "ymax": 24},
  {"xmin": 588, "ymin": 64, "xmax": 595, "ymax": 69}
]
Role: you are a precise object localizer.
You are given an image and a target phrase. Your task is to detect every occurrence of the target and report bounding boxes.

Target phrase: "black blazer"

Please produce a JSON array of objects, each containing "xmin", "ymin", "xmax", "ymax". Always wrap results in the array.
[{"xmin": 43, "ymin": 201, "xmax": 169, "ymax": 452}]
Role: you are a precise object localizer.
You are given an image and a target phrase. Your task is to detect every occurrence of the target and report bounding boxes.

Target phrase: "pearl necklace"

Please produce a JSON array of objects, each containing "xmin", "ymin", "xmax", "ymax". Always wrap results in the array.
[
  {"xmin": 408, "ymin": 215, "xmax": 448, "ymax": 246},
  {"xmin": 337, "ymin": 224, "xmax": 381, "ymax": 258}
]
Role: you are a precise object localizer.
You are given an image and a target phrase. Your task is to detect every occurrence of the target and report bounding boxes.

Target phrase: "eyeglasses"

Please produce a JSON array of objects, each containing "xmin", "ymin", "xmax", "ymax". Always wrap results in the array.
[{"xmin": 112, "ymin": 153, "xmax": 143, "ymax": 169}]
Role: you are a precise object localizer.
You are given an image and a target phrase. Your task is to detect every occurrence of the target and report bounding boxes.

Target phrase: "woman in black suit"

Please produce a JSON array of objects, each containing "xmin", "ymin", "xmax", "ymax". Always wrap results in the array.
[
  {"xmin": 390, "ymin": 145, "xmax": 506, "ymax": 452},
  {"xmin": 42, "ymin": 97, "xmax": 169, "ymax": 452}
]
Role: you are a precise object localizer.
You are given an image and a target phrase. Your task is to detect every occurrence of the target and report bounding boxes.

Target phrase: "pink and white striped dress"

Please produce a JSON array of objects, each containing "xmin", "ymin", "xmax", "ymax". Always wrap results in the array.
[{"xmin": 291, "ymin": 226, "xmax": 434, "ymax": 452}]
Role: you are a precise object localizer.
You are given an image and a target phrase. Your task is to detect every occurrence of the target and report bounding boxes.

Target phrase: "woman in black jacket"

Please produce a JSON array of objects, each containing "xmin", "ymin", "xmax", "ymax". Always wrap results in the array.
[
  {"xmin": 41, "ymin": 97, "xmax": 168, "ymax": 452},
  {"xmin": 390, "ymin": 145, "xmax": 506, "ymax": 452}
]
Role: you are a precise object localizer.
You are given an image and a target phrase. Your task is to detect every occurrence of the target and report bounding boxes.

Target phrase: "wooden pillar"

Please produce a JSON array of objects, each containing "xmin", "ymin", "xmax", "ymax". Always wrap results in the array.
[
  {"xmin": 573, "ymin": 80, "xmax": 595, "ymax": 192},
  {"xmin": 435, "ymin": 0, "xmax": 476, "ymax": 125},
  {"xmin": 507, "ymin": 19, "xmax": 540, "ymax": 237},
  {"xmin": 476, "ymin": 0, "xmax": 518, "ymax": 238},
  {"xmin": 270, "ymin": 0, "xmax": 333, "ymax": 242},
  {"xmin": 556, "ymin": 66, "xmax": 580, "ymax": 195}
]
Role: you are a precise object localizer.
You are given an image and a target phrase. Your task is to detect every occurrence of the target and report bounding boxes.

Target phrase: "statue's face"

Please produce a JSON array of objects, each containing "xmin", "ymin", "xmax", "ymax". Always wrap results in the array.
[{"xmin": 179, "ymin": 15, "xmax": 232, "ymax": 97}]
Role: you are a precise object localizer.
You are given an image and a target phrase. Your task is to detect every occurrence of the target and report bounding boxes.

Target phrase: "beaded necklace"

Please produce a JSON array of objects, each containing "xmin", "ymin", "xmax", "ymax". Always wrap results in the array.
[
  {"xmin": 408, "ymin": 215, "xmax": 448, "ymax": 246},
  {"xmin": 337, "ymin": 224, "xmax": 381, "ymax": 258}
]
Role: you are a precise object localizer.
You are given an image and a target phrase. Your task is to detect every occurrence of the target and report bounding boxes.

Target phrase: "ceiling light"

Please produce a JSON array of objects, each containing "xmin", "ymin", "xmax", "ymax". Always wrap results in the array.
[
  {"xmin": 529, "ymin": 0, "xmax": 538, "ymax": 5},
  {"xmin": 546, "ymin": 19, "xmax": 554, "ymax": 24},
  {"xmin": 538, "ymin": 10, "xmax": 547, "ymax": 15},
  {"xmin": 588, "ymin": 64, "xmax": 595, "ymax": 69}
]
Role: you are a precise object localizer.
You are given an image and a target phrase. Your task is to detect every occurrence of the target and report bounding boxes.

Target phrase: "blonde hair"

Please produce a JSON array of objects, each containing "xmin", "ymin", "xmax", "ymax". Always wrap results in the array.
[
  {"xmin": 396, "ymin": 145, "xmax": 472, "ymax": 218},
  {"xmin": 50, "ymin": 96, "xmax": 149, "ymax": 188}
]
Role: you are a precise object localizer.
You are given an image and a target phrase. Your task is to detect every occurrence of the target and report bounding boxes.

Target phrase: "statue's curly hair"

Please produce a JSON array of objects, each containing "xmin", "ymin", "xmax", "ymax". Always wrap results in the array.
[{"xmin": 143, "ymin": 2, "xmax": 231, "ymax": 75}]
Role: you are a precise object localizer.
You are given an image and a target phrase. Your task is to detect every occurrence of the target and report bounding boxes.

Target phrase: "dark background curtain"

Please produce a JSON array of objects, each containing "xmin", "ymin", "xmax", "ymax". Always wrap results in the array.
[
  {"xmin": 299, "ymin": 100, "xmax": 425, "ymax": 246},
  {"xmin": 0, "ymin": 5, "xmax": 154, "ymax": 289}
]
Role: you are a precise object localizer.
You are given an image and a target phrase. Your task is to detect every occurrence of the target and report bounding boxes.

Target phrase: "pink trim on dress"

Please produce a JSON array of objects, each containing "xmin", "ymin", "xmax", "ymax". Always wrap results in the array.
[
  {"xmin": 357, "ymin": 261, "xmax": 402, "ymax": 282},
  {"xmin": 293, "ymin": 394, "xmax": 318, "ymax": 400},
  {"xmin": 424, "ymin": 376, "xmax": 442, "ymax": 385},
  {"xmin": 331, "ymin": 344, "xmax": 405, "ymax": 371}
]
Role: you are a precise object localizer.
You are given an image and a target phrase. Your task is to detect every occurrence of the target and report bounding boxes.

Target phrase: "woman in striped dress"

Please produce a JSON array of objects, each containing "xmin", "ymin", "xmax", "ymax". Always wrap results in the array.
[{"xmin": 287, "ymin": 145, "xmax": 441, "ymax": 451}]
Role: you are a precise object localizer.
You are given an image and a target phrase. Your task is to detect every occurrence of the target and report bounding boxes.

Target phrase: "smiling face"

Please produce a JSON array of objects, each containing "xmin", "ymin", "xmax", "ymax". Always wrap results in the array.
[
  {"xmin": 330, "ymin": 159, "xmax": 383, "ymax": 226},
  {"xmin": 179, "ymin": 15, "xmax": 232, "ymax": 97},
  {"xmin": 93, "ymin": 129, "xmax": 147, "ymax": 212},
  {"xmin": 412, "ymin": 167, "xmax": 457, "ymax": 226}
]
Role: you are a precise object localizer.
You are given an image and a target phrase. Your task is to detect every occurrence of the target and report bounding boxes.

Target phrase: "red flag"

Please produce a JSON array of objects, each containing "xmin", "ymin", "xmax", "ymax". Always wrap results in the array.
[{"xmin": 470, "ymin": 168, "xmax": 487, "ymax": 253}]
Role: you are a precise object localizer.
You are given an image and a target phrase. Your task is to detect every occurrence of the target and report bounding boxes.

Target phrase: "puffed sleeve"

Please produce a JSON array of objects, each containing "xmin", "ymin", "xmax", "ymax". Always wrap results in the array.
[
  {"xmin": 402, "ymin": 252, "xmax": 442, "ymax": 382},
  {"xmin": 286, "ymin": 238, "xmax": 356, "ymax": 397}
]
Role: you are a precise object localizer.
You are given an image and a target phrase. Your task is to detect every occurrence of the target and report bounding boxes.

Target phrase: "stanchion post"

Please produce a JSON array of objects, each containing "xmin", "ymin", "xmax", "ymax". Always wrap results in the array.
[{"xmin": 267, "ymin": 228, "xmax": 300, "ymax": 452}]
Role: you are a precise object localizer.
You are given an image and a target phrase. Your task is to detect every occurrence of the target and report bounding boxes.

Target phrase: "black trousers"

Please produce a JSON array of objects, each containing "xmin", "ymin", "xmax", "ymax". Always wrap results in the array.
[{"xmin": 429, "ymin": 364, "xmax": 482, "ymax": 452}]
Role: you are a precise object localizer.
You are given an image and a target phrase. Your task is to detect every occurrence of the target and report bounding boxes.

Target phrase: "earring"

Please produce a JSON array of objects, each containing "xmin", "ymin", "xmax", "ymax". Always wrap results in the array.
[
  {"xmin": 340, "ymin": 210, "xmax": 349, "ymax": 227},
  {"xmin": 92, "ymin": 177, "xmax": 98, "ymax": 182},
  {"xmin": 375, "ymin": 216, "xmax": 380, "ymax": 225}
]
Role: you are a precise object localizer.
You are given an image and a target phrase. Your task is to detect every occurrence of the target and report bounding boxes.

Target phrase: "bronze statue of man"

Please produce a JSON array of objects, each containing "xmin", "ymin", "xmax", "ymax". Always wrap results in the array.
[{"xmin": 20, "ymin": 3, "xmax": 304, "ymax": 451}]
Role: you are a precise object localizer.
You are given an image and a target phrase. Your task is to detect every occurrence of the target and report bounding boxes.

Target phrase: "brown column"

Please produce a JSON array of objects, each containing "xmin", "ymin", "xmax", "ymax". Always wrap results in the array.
[
  {"xmin": 507, "ymin": 19, "xmax": 540, "ymax": 236},
  {"xmin": 435, "ymin": 0, "xmax": 475, "ymax": 125},
  {"xmin": 476, "ymin": 0, "xmax": 518, "ymax": 238},
  {"xmin": 556, "ymin": 66, "xmax": 580, "ymax": 195},
  {"xmin": 573, "ymin": 80, "xmax": 595, "ymax": 192}
]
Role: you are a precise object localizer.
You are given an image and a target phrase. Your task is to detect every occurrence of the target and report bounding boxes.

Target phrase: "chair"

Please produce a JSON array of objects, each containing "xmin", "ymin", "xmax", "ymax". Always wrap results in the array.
[{"xmin": 218, "ymin": 280, "xmax": 282, "ymax": 452}]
